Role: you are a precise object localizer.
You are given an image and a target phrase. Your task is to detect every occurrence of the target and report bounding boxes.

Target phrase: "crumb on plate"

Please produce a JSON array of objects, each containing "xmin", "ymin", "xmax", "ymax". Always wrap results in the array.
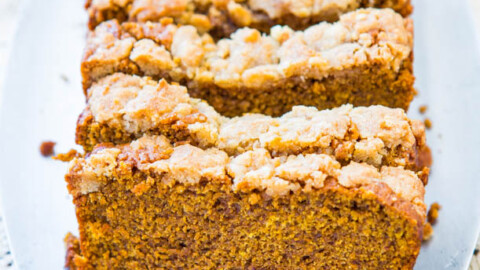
[
  {"xmin": 40, "ymin": 141, "xmax": 56, "ymax": 157},
  {"xmin": 422, "ymin": 222, "xmax": 434, "ymax": 241},
  {"xmin": 424, "ymin": 118, "xmax": 432, "ymax": 129},
  {"xmin": 419, "ymin": 105, "xmax": 427, "ymax": 114},
  {"xmin": 427, "ymin": 202, "xmax": 441, "ymax": 224},
  {"xmin": 53, "ymin": 149, "xmax": 82, "ymax": 162}
]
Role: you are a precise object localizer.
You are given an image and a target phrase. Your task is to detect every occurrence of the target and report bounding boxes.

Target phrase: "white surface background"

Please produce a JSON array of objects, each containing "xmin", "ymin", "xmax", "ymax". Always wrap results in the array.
[
  {"xmin": 0, "ymin": 0, "xmax": 479, "ymax": 269},
  {"xmin": 0, "ymin": 2, "xmax": 26, "ymax": 269}
]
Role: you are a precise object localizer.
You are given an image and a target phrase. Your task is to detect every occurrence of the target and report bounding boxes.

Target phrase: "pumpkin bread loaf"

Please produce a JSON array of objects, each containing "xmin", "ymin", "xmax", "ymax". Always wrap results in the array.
[{"xmin": 64, "ymin": 3, "xmax": 432, "ymax": 269}]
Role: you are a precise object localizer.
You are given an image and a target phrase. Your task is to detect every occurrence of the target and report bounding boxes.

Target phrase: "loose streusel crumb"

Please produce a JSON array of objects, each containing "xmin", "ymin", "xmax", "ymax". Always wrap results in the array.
[
  {"xmin": 419, "ymin": 105, "xmax": 428, "ymax": 114},
  {"xmin": 424, "ymin": 118, "xmax": 432, "ymax": 129},
  {"xmin": 54, "ymin": 149, "xmax": 82, "ymax": 162},
  {"xmin": 40, "ymin": 141, "xmax": 56, "ymax": 157},
  {"xmin": 427, "ymin": 202, "xmax": 441, "ymax": 224},
  {"xmin": 423, "ymin": 222, "xmax": 434, "ymax": 241},
  {"xmin": 422, "ymin": 202, "xmax": 441, "ymax": 241}
]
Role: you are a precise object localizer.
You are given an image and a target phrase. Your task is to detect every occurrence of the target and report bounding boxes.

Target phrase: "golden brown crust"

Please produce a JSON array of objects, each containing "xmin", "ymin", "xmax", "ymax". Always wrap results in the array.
[
  {"xmin": 81, "ymin": 9, "xmax": 415, "ymax": 116},
  {"xmin": 65, "ymin": 135, "xmax": 425, "ymax": 269},
  {"xmin": 85, "ymin": 0, "xmax": 412, "ymax": 39}
]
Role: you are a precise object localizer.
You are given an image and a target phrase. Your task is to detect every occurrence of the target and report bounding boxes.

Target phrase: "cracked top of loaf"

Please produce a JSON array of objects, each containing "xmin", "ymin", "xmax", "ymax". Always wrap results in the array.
[
  {"xmin": 83, "ymin": 73, "xmax": 426, "ymax": 169},
  {"xmin": 67, "ymin": 134, "xmax": 426, "ymax": 219},
  {"xmin": 83, "ymin": 8, "xmax": 413, "ymax": 90}
]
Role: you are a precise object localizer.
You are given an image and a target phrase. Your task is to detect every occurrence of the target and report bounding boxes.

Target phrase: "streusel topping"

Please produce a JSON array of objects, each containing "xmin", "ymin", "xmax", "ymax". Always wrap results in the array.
[{"xmin": 88, "ymin": 73, "xmax": 222, "ymax": 147}]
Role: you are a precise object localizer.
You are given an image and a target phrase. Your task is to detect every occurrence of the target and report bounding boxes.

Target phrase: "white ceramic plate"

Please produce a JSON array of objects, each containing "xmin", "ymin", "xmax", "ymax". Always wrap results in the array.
[{"xmin": 1, "ymin": 0, "xmax": 479, "ymax": 269}]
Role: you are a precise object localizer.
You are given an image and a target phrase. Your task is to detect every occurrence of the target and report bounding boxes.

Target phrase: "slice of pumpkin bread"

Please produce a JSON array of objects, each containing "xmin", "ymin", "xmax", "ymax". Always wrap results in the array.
[
  {"xmin": 76, "ymin": 73, "xmax": 429, "ymax": 175},
  {"xmin": 65, "ymin": 134, "xmax": 426, "ymax": 269},
  {"xmin": 85, "ymin": 0, "xmax": 412, "ymax": 38},
  {"xmin": 81, "ymin": 8, "xmax": 415, "ymax": 116}
]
